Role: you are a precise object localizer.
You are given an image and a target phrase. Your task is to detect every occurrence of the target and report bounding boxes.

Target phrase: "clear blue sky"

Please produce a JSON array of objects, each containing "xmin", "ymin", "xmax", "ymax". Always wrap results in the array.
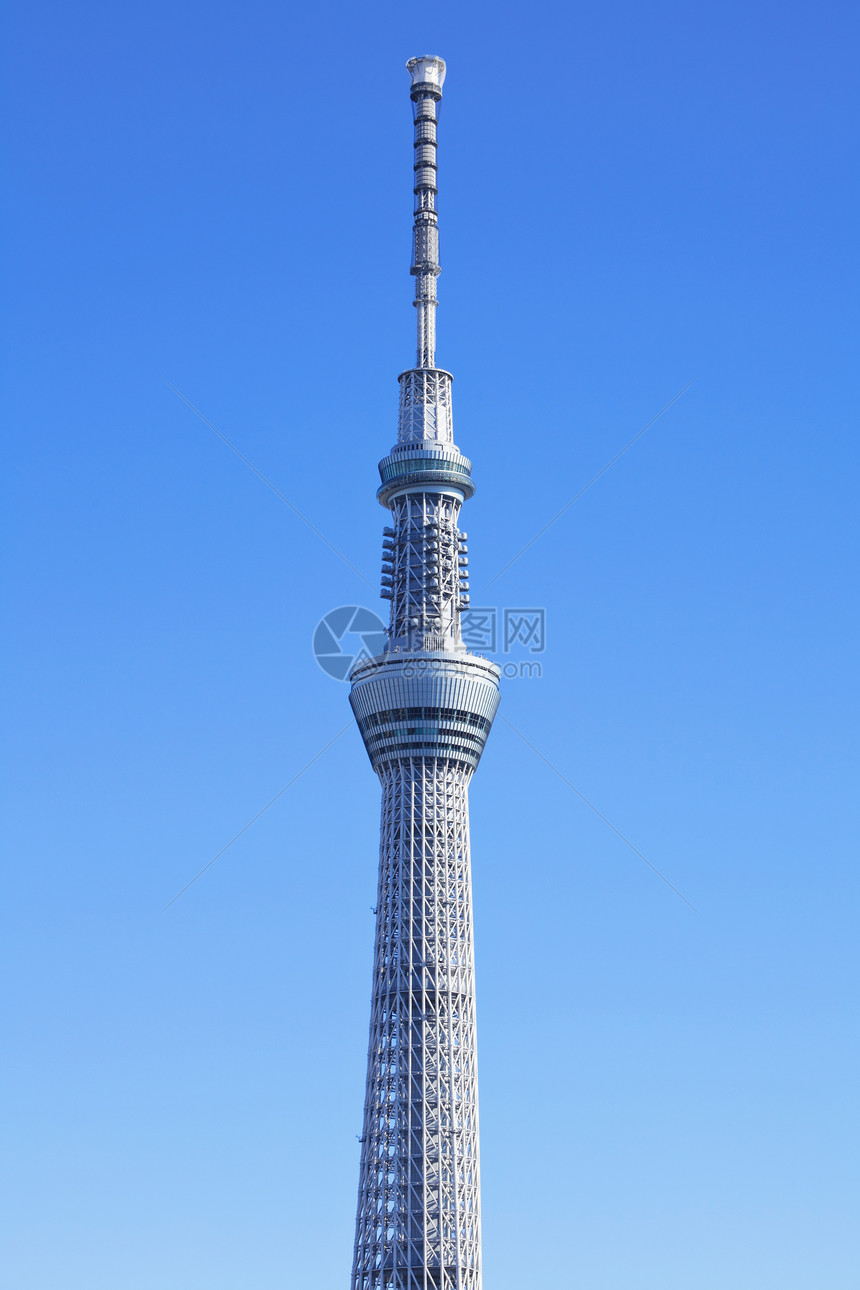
[{"xmin": 2, "ymin": 1, "xmax": 858, "ymax": 1286}]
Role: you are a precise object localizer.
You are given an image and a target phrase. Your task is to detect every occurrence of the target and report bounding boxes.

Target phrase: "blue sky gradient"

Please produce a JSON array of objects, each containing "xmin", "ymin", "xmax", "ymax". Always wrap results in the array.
[{"xmin": 3, "ymin": 1, "xmax": 858, "ymax": 1286}]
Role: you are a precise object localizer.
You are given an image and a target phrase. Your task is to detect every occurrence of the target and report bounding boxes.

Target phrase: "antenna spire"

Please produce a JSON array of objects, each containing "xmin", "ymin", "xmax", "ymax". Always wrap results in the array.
[
  {"xmin": 407, "ymin": 56, "xmax": 446, "ymax": 368},
  {"xmin": 396, "ymin": 57, "xmax": 454, "ymax": 447}
]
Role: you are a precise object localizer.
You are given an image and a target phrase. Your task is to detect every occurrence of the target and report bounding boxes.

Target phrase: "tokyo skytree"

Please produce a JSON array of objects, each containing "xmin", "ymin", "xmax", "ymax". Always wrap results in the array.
[{"xmin": 348, "ymin": 56, "xmax": 500, "ymax": 1290}]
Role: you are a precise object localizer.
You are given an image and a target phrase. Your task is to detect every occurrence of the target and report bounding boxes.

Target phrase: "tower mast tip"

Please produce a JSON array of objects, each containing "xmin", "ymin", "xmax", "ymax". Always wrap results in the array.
[{"xmin": 406, "ymin": 55, "xmax": 446, "ymax": 88}]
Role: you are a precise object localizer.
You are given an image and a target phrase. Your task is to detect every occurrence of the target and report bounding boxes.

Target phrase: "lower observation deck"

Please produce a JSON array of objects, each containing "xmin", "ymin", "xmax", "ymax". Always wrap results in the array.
[{"xmin": 350, "ymin": 651, "xmax": 501, "ymax": 772}]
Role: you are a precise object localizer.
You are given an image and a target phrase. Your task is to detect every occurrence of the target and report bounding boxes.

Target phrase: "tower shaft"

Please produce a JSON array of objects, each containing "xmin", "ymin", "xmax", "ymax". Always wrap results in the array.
[
  {"xmin": 350, "ymin": 58, "xmax": 499, "ymax": 1290},
  {"xmin": 352, "ymin": 762, "xmax": 480, "ymax": 1287}
]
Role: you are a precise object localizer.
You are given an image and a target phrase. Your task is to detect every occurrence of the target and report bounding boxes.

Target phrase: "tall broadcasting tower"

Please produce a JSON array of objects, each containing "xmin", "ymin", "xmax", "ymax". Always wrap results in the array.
[{"xmin": 348, "ymin": 56, "xmax": 500, "ymax": 1290}]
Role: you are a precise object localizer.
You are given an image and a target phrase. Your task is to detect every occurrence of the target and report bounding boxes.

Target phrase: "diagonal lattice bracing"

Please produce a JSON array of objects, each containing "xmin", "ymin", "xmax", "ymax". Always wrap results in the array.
[{"xmin": 352, "ymin": 759, "xmax": 481, "ymax": 1290}]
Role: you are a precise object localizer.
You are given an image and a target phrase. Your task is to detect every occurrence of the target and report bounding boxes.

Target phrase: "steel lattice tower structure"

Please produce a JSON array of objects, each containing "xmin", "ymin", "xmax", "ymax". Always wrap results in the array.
[{"xmin": 348, "ymin": 56, "xmax": 500, "ymax": 1290}]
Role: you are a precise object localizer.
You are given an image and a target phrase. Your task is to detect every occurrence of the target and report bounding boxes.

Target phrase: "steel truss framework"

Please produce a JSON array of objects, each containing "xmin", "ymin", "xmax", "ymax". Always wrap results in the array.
[
  {"xmin": 349, "ymin": 56, "xmax": 499, "ymax": 1290},
  {"xmin": 351, "ymin": 760, "xmax": 480, "ymax": 1290},
  {"xmin": 384, "ymin": 494, "xmax": 466, "ymax": 651}
]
